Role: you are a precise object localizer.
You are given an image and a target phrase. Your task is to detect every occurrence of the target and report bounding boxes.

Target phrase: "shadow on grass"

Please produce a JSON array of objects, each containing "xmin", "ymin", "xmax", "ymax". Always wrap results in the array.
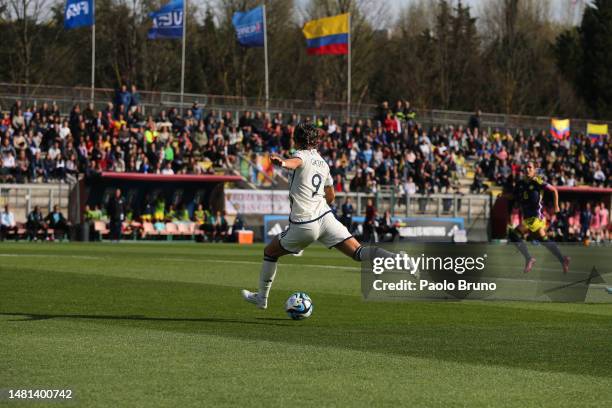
[
  {"xmin": 2, "ymin": 267, "xmax": 612, "ymax": 379},
  {"xmin": 0, "ymin": 312, "xmax": 292, "ymax": 327}
]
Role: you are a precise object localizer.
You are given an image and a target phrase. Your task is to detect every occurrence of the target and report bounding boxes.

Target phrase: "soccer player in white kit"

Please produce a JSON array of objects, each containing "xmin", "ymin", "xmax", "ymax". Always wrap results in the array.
[{"xmin": 242, "ymin": 123, "xmax": 389, "ymax": 309}]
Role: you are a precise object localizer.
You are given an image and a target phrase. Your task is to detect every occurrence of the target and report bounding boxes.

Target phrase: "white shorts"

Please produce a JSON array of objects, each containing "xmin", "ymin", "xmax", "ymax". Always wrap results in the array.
[{"xmin": 279, "ymin": 212, "xmax": 352, "ymax": 254}]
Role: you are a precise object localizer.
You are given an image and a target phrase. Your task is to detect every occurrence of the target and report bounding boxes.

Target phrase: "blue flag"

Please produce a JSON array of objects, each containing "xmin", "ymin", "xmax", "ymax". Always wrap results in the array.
[
  {"xmin": 148, "ymin": 0, "xmax": 184, "ymax": 40},
  {"xmin": 232, "ymin": 6, "xmax": 265, "ymax": 47},
  {"xmin": 64, "ymin": 0, "xmax": 94, "ymax": 29}
]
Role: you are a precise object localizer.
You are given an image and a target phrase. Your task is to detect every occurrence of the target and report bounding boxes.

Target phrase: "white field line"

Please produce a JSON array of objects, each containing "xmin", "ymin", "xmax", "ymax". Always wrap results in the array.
[
  {"xmin": 158, "ymin": 258, "xmax": 612, "ymax": 287},
  {"xmin": 0, "ymin": 254, "xmax": 100, "ymax": 260},
  {"xmin": 163, "ymin": 257, "xmax": 360, "ymax": 271},
  {"xmin": 1, "ymin": 253, "xmax": 609, "ymax": 286},
  {"xmin": 0, "ymin": 253, "xmax": 360, "ymax": 271}
]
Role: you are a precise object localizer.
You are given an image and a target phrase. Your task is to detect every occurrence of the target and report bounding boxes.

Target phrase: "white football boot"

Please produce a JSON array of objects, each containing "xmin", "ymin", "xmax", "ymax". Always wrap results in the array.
[{"xmin": 241, "ymin": 289, "xmax": 268, "ymax": 309}]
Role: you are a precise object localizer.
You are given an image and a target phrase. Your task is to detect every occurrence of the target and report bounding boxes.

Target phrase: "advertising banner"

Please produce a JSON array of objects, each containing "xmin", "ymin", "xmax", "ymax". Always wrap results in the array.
[{"xmin": 226, "ymin": 189, "xmax": 290, "ymax": 215}]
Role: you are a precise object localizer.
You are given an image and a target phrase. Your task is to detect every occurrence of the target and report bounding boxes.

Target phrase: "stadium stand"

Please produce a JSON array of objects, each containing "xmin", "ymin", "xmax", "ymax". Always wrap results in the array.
[
  {"xmin": 0, "ymin": 88, "xmax": 609, "ymax": 242},
  {"xmin": 0, "ymin": 94, "xmax": 608, "ymax": 189}
]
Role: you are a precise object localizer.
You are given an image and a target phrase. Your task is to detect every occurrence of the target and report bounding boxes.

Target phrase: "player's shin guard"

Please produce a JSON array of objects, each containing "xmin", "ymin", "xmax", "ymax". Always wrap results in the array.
[
  {"xmin": 259, "ymin": 255, "xmax": 278, "ymax": 300},
  {"xmin": 508, "ymin": 229, "xmax": 531, "ymax": 261},
  {"xmin": 541, "ymin": 238, "xmax": 564, "ymax": 263}
]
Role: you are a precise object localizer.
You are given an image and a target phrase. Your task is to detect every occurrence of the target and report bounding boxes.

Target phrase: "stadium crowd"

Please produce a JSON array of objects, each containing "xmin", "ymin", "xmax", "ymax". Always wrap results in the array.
[
  {"xmin": 0, "ymin": 91, "xmax": 612, "ymax": 193},
  {"xmin": 0, "ymin": 88, "xmax": 610, "ymax": 241},
  {"xmin": 0, "ymin": 90, "xmax": 609, "ymax": 190}
]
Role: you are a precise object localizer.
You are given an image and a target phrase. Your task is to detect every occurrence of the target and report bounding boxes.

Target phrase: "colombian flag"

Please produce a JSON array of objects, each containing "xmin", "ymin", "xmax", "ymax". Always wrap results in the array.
[
  {"xmin": 550, "ymin": 118, "xmax": 570, "ymax": 140},
  {"xmin": 587, "ymin": 123, "xmax": 607, "ymax": 142},
  {"xmin": 303, "ymin": 13, "xmax": 349, "ymax": 55}
]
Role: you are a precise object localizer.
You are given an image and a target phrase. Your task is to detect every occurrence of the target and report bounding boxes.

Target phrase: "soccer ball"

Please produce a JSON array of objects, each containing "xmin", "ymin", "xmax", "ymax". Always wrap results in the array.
[{"xmin": 285, "ymin": 292, "xmax": 313, "ymax": 320}]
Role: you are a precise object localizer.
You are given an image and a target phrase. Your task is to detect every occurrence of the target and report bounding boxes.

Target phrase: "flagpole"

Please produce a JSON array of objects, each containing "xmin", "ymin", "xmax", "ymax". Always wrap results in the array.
[
  {"xmin": 91, "ymin": 0, "xmax": 96, "ymax": 103},
  {"xmin": 262, "ymin": 4, "xmax": 270, "ymax": 113},
  {"xmin": 347, "ymin": 13, "xmax": 351, "ymax": 122},
  {"xmin": 180, "ymin": 0, "xmax": 187, "ymax": 115}
]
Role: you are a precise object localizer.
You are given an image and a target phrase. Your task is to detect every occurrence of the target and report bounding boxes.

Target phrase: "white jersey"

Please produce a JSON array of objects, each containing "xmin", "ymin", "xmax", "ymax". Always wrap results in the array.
[{"xmin": 288, "ymin": 149, "xmax": 334, "ymax": 223}]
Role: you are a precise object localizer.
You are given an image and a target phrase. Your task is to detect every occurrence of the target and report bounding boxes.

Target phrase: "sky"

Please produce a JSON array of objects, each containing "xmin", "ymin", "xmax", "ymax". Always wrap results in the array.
[
  {"xmin": 292, "ymin": 0, "xmax": 590, "ymax": 28},
  {"xmin": 386, "ymin": 0, "xmax": 589, "ymax": 25}
]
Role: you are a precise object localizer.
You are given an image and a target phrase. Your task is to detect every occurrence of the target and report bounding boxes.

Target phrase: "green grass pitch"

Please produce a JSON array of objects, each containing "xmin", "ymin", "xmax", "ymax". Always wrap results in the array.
[{"xmin": 1, "ymin": 242, "xmax": 611, "ymax": 407}]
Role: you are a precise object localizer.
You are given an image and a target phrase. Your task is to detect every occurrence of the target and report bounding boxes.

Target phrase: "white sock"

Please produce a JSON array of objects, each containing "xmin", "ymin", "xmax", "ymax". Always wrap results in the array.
[
  {"xmin": 354, "ymin": 246, "xmax": 395, "ymax": 262},
  {"xmin": 259, "ymin": 257, "xmax": 278, "ymax": 300}
]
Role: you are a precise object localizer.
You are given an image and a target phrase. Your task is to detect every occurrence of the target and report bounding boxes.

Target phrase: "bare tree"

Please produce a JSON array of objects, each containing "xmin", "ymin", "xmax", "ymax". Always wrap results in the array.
[
  {"xmin": 4, "ymin": 0, "xmax": 57, "ymax": 84},
  {"xmin": 478, "ymin": 0, "xmax": 563, "ymax": 114}
]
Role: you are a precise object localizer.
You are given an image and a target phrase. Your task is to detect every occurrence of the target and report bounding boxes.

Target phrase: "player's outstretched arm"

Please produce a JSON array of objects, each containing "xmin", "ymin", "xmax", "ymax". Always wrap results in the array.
[
  {"xmin": 270, "ymin": 154, "xmax": 303, "ymax": 170},
  {"xmin": 546, "ymin": 184, "xmax": 560, "ymax": 213}
]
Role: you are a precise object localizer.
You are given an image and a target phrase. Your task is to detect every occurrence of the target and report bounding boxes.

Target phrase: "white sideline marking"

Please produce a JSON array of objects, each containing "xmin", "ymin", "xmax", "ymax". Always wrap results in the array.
[
  {"xmin": 0, "ymin": 253, "xmax": 361, "ymax": 271},
  {"xmin": 164, "ymin": 257, "xmax": 361, "ymax": 271},
  {"xmin": 0, "ymin": 254, "xmax": 100, "ymax": 260},
  {"xmin": 1, "ymin": 253, "xmax": 607, "ymax": 283}
]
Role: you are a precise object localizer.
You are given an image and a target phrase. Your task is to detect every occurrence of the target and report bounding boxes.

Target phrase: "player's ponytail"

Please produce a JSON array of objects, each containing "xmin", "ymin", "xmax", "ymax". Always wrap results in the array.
[{"xmin": 294, "ymin": 123, "xmax": 320, "ymax": 149}]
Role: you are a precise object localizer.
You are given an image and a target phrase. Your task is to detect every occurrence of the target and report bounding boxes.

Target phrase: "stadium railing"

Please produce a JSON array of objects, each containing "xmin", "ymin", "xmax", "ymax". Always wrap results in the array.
[
  {"xmin": 333, "ymin": 192, "xmax": 491, "ymax": 224},
  {"xmin": 3, "ymin": 82, "xmax": 612, "ymax": 133}
]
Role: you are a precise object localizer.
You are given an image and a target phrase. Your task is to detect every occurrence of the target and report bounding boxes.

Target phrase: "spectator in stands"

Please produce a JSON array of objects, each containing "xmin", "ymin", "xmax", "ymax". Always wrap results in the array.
[
  {"xmin": 593, "ymin": 163, "xmax": 606, "ymax": 186},
  {"xmin": 232, "ymin": 212, "xmax": 245, "ymax": 240},
  {"xmin": 376, "ymin": 101, "xmax": 392, "ymax": 123},
  {"xmin": 45, "ymin": 204, "xmax": 70, "ymax": 241},
  {"xmin": 115, "ymin": 84, "xmax": 132, "ymax": 117},
  {"xmin": 140, "ymin": 198, "xmax": 153, "ymax": 222},
  {"xmin": 200, "ymin": 211, "xmax": 214, "ymax": 241},
  {"xmin": 2, "ymin": 93, "xmax": 609, "ymax": 226},
  {"xmin": 193, "ymin": 204, "xmax": 206, "ymax": 225},
  {"xmin": 130, "ymin": 85, "xmax": 141, "ymax": 112},
  {"xmin": 14, "ymin": 150, "xmax": 29, "ymax": 183},
  {"xmin": 165, "ymin": 204, "xmax": 177, "ymax": 222},
  {"xmin": 154, "ymin": 196, "xmax": 165, "ymax": 221},
  {"xmin": 599, "ymin": 202, "xmax": 609, "ymax": 231},
  {"xmin": 25, "ymin": 205, "xmax": 45, "ymax": 241},
  {"xmin": 363, "ymin": 198, "xmax": 377, "ymax": 242},
  {"xmin": 566, "ymin": 170, "xmax": 577, "ymax": 187},
  {"xmin": 403, "ymin": 176, "xmax": 417, "ymax": 196},
  {"xmin": 161, "ymin": 161, "xmax": 174, "ymax": 175},
  {"xmin": 377, "ymin": 210, "xmax": 399, "ymax": 242},
  {"xmin": 592, "ymin": 203, "xmax": 602, "ymax": 233},
  {"xmin": 0, "ymin": 205, "xmax": 17, "ymax": 241},
  {"xmin": 470, "ymin": 167, "xmax": 488, "ymax": 194},
  {"xmin": 334, "ymin": 174, "xmax": 346, "ymax": 193},
  {"xmin": 1, "ymin": 151, "xmax": 15, "ymax": 182},
  {"xmin": 207, "ymin": 210, "xmax": 227, "ymax": 242},
  {"xmin": 340, "ymin": 197, "xmax": 354, "ymax": 231},
  {"xmin": 191, "ymin": 102, "xmax": 203, "ymax": 121},
  {"xmin": 177, "ymin": 204, "xmax": 190, "ymax": 222},
  {"xmin": 107, "ymin": 188, "xmax": 126, "ymax": 242},
  {"xmin": 469, "ymin": 110, "xmax": 481, "ymax": 131},
  {"xmin": 554, "ymin": 201, "xmax": 570, "ymax": 242},
  {"xmin": 580, "ymin": 203, "xmax": 593, "ymax": 240}
]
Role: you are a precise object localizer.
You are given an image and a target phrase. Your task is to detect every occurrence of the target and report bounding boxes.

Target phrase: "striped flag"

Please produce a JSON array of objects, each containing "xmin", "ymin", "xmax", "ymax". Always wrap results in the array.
[
  {"xmin": 550, "ymin": 119, "xmax": 570, "ymax": 140},
  {"xmin": 302, "ymin": 13, "xmax": 349, "ymax": 55},
  {"xmin": 587, "ymin": 123, "xmax": 607, "ymax": 142}
]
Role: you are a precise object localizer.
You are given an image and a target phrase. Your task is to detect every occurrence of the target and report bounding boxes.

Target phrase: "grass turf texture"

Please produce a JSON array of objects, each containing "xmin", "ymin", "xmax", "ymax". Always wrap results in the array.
[{"xmin": 1, "ymin": 243, "xmax": 611, "ymax": 407}]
